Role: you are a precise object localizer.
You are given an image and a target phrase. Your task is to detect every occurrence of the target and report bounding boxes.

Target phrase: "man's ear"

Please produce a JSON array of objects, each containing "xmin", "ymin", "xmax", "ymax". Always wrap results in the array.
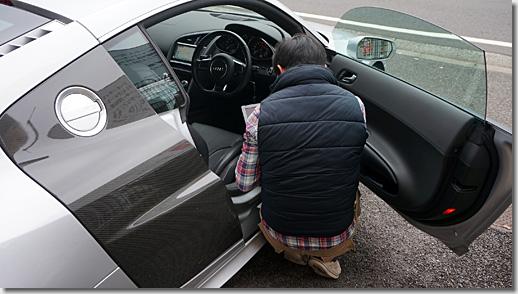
[{"xmin": 277, "ymin": 65, "xmax": 287, "ymax": 74}]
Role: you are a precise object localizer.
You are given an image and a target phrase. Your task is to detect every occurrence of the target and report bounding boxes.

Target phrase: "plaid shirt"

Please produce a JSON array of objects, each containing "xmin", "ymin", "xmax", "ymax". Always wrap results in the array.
[
  {"xmin": 262, "ymin": 216, "xmax": 357, "ymax": 251},
  {"xmin": 235, "ymin": 97, "xmax": 366, "ymax": 250},
  {"xmin": 235, "ymin": 104, "xmax": 262, "ymax": 192}
]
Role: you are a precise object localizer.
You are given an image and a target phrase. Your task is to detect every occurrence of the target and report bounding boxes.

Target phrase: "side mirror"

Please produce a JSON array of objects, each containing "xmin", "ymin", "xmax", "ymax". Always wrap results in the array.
[{"xmin": 347, "ymin": 36, "xmax": 396, "ymax": 61}]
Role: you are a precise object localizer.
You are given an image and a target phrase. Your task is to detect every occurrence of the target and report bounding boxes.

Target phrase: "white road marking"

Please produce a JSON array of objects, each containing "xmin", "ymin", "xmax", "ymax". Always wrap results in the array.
[
  {"xmin": 461, "ymin": 37, "xmax": 512, "ymax": 48},
  {"xmin": 295, "ymin": 11, "xmax": 512, "ymax": 48}
]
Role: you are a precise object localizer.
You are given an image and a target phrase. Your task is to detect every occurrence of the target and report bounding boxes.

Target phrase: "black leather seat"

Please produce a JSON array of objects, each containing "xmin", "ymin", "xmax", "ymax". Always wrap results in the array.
[{"xmin": 189, "ymin": 122, "xmax": 243, "ymax": 184}]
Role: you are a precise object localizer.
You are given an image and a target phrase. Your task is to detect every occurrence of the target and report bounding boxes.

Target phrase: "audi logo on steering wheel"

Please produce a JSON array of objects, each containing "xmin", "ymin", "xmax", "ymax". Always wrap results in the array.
[{"xmin": 210, "ymin": 60, "xmax": 228, "ymax": 78}]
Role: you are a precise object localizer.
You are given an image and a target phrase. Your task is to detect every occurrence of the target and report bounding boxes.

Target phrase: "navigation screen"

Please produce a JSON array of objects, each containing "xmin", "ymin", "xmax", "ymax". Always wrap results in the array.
[{"xmin": 174, "ymin": 44, "xmax": 196, "ymax": 62}]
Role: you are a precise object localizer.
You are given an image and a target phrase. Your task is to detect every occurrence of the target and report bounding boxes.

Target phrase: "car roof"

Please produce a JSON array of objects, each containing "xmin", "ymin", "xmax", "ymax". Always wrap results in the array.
[
  {"xmin": 0, "ymin": 0, "xmax": 318, "ymax": 111},
  {"xmin": 12, "ymin": 0, "xmax": 188, "ymax": 41},
  {"xmin": 12, "ymin": 0, "xmax": 180, "ymax": 22},
  {"xmin": 11, "ymin": 0, "xmax": 305, "ymax": 42}
]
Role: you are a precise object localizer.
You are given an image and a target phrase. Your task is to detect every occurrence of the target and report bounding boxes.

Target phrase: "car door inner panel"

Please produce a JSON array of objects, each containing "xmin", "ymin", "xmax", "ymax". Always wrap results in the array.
[{"xmin": 329, "ymin": 54, "xmax": 497, "ymax": 226}]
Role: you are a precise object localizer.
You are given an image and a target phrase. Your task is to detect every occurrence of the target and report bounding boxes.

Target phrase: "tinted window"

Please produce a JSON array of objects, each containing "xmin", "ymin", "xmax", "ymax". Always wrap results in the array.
[
  {"xmin": 333, "ymin": 7, "xmax": 487, "ymax": 119},
  {"xmin": 104, "ymin": 27, "xmax": 183, "ymax": 114}
]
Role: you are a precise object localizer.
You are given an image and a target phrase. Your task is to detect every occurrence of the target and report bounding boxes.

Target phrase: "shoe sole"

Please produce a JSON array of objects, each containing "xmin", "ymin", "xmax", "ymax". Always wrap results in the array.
[{"xmin": 308, "ymin": 259, "xmax": 340, "ymax": 279}]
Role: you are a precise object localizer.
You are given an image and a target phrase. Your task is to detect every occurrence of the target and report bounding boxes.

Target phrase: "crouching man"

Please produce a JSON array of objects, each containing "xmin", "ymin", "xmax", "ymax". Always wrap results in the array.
[{"xmin": 236, "ymin": 33, "xmax": 367, "ymax": 279}]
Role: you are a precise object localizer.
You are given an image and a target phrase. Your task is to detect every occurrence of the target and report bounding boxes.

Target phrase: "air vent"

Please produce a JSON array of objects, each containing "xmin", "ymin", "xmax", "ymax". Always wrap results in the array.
[{"xmin": 0, "ymin": 20, "xmax": 64, "ymax": 58}]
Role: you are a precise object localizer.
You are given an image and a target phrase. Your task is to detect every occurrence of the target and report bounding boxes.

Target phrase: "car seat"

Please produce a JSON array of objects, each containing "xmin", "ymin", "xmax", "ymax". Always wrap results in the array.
[{"xmin": 188, "ymin": 122, "xmax": 243, "ymax": 185}]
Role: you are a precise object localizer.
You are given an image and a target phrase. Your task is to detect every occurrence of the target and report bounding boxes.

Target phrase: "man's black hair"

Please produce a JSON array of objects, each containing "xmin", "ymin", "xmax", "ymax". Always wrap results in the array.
[{"xmin": 272, "ymin": 33, "xmax": 327, "ymax": 75}]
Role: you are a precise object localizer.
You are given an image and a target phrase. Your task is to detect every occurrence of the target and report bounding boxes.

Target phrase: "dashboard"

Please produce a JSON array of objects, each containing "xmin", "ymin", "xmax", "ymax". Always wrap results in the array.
[
  {"xmin": 215, "ymin": 33, "xmax": 274, "ymax": 59},
  {"xmin": 145, "ymin": 6, "xmax": 293, "ymax": 94},
  {"xmin": 144, "ymin": 6, "xmax": 299, "ymax": 133},
  {"xmin": 164, "ymin": 23, "xmax": 280, "ymax": 88},
  {"xmin": 170, "ymin": 25, "xmax": 276, "ymax": 65}
]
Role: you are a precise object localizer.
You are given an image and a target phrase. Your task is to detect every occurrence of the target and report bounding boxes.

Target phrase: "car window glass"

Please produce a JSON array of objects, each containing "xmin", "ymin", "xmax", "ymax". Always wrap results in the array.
[
  {"xmin": 104, "ymin": 27, "xmax": 182, "ymax": 114},
  {"xmin": 332, "ymin": 7, "xmax": 487, "ymax": 119}
]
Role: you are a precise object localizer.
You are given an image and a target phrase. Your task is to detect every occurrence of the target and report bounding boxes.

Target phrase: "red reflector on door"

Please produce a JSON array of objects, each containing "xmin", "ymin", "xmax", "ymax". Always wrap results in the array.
[{"xmin": 442, "ymin": 208, "xmax": 456, "ymax": 215}]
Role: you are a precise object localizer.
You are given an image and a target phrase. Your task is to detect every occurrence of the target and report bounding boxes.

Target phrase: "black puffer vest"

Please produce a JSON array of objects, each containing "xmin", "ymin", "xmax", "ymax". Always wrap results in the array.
[{"xmin": 258, "ymin": 65, "xmax": 367, "ymax": 237}]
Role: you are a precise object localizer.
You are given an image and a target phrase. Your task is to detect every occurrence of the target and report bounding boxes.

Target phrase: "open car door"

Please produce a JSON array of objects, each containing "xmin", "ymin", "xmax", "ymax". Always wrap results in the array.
[{"xmin": 327, "ymin": 7, "xmax": 512, "ymax": 255}]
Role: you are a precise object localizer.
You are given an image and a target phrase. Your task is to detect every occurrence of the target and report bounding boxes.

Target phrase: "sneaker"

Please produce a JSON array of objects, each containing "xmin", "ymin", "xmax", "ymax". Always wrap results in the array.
[
  {"xmin": 308, "ymin": 256, "xmax": 341, "ymax": 279},
  {"xmin": 283, "ymin": 251, "xmax": 309, "ymax": 265}
]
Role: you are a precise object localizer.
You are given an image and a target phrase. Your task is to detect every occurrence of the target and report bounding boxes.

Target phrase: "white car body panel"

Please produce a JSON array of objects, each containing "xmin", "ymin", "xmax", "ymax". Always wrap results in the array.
[
  {"xmin": 0, "ymin": 21, "xmax": 98, "ymax": 114},
  {"xmin": 13, "ymin": 0, "xmax": 181, "ymax": 23}
]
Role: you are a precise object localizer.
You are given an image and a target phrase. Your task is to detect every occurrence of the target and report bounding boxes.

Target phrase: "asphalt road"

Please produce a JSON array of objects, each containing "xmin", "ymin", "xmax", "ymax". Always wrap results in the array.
[
  {"xmin": 224, "ymin": 184, "xmax": 512, "ymax": 288},
  {"xmin": 224, "ymin": 0, "xmax": 513, "ymax": 289}
]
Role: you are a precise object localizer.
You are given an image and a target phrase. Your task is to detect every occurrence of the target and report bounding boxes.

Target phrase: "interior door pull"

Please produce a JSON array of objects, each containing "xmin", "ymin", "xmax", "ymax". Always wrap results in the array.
[
  {"xmin": 452, "ymin": 178, "xmax": 478, "ymax": 193},
  {"xmin": 341, "ymin": 74, "xmax": 357, "ymax": 84},
  {"xmin": 364, "ymin": 175, "xmax": 384, "ymax": 189}
]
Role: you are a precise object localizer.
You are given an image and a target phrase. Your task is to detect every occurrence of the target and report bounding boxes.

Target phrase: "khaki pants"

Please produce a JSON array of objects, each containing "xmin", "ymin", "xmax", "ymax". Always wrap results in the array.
[{"xmin": 258, "ymin": 190, "xmax": 361, "ymax": 263}]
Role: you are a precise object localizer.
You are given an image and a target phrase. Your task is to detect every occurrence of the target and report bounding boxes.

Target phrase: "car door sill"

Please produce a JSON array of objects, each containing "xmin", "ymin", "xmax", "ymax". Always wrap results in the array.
[{"xmin": 181, "ymin": 232, "xmax": 266, "ymax": 288}]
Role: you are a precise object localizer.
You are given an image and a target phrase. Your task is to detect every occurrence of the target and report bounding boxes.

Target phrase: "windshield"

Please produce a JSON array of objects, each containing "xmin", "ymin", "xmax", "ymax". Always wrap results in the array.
[{"xmin": 333, "ymin": 7, "xmax": 487, "ymax": 119}]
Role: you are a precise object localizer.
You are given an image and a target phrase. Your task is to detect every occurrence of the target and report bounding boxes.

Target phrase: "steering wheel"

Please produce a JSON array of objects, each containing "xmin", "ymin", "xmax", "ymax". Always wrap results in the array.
[{"xmin": 192, "ymin": 30, "xmax": 252, "ymax": 98}]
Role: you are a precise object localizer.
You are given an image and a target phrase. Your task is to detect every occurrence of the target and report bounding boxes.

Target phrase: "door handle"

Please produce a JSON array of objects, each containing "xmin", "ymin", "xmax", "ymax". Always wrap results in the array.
[
  {"xmin": 364, "ymin": 174, "xmax": 384, "ymax": 189},
  {"xmin": 452, "ymin": 178, "xmax": 478, "ymax": 193},
  {"xmin": 341, "ymin": 74, "xmax": 357, "ymax": 84}
]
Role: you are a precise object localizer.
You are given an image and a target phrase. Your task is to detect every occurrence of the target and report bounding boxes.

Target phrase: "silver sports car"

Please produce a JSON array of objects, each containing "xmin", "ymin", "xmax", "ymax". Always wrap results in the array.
[{"xmin": 0, "ymin": 0, "xmax": 512, "ymax": 288}]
